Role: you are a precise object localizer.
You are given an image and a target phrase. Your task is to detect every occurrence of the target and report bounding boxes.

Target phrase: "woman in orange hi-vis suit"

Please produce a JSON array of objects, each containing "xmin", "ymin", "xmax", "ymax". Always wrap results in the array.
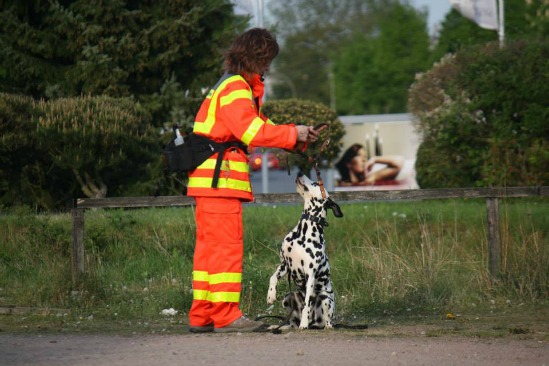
[{"xmin": 187, "ymin": 28, "xmax": 319, "ymax": 333}]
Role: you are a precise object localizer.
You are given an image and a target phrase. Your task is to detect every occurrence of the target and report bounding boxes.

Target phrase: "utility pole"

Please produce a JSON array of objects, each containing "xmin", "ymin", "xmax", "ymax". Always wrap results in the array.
[
  {"xmin": 497, "ymin": 0, "xmax": 505, "ymax": 48},
  {"xmin": 256, "ymin": 0, "xmax": 270, "ymax": 193}
]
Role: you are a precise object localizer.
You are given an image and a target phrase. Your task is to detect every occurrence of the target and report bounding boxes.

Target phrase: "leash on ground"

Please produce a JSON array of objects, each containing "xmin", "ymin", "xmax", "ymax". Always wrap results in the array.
[
  {"xmin": 255, "ymin": 273, "xmax": 295, "ymax": 334},
  {"xmin": 253, "ymin": 314, "xmax": 369, "ymax": 333}
]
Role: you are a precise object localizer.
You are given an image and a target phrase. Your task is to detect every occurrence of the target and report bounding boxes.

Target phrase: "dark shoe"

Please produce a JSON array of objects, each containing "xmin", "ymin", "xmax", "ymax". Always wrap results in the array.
[
  {"xmin": 189, "ymin": 323, "xmax": 214, "ymax": 333},
  {"xmin": 214, "ymin": 316, "xmax": 264, "ymax": 333}
]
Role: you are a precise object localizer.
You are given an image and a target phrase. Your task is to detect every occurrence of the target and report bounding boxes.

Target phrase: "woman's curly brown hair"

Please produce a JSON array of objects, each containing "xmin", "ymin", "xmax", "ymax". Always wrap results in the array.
[{"xmin": 223, "ymin": 28, "xmax": 279, "ymax": 76}]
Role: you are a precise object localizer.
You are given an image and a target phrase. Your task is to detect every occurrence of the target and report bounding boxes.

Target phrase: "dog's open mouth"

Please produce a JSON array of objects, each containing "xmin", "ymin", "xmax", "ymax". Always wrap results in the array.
[{"xmin": 295, "ymin": 172, "xmax": 303, "ymax": 184}]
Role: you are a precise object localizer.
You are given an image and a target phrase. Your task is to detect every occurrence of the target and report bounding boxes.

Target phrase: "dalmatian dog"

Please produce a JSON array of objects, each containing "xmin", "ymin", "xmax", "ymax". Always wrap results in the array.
[{"xmin": 267, "ymin": 172, "xmax": 343, "ymax": 329}]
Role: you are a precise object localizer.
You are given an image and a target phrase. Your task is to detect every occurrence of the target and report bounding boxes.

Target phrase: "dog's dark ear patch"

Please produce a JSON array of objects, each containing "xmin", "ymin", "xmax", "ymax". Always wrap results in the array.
[{"xmin": 325, "ymin": 198, "xmax": 343, "ymax": 218}]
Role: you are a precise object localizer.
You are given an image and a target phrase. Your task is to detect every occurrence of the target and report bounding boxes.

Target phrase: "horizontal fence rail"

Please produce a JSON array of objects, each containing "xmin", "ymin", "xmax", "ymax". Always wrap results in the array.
[
  {"xmin": 72, "ymin": 186, "xmax": 549, "ymax": 283},
  {"xmin": 75, "ymin": 186, "xmax": 549, "ymax": 209}
]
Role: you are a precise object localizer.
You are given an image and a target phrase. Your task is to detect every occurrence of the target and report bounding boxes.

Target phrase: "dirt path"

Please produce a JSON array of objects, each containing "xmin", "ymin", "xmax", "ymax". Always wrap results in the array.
[{"xmin": 1, "ymin": 331, "xmax": 548, "ymax": 366}]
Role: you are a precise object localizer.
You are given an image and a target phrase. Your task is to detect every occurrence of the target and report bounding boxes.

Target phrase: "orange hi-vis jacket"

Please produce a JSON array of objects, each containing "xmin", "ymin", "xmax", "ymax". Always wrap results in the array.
[{"xmin": 187, "ymin": 73, "xmax": 298, "ymax": 201}]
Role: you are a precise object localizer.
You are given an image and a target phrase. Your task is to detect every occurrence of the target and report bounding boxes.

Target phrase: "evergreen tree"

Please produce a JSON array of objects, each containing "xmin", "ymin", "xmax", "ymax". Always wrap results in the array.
[{"xmin": 0, "ymin": 0, "xmax": 246, "ymax": 125}]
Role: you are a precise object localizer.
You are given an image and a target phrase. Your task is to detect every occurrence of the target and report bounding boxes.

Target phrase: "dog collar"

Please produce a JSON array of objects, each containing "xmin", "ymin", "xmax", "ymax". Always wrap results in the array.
[{"xmin": 301, "ymin": 213, "xmax": 329, "ymax": 227}]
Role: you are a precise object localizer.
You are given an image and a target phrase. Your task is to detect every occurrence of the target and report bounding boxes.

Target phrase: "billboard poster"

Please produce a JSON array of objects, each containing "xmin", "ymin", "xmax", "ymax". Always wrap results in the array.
[{"xmin": 333, "ymin": 114, "xmax": 419, "ymax": 191}]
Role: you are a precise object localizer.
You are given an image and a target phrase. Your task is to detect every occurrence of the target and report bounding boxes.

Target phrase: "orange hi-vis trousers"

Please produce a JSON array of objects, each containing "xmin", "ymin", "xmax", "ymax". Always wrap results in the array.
[{"xmin": 189, "ymin": 197, "xmax": 244, "ymax": 328}]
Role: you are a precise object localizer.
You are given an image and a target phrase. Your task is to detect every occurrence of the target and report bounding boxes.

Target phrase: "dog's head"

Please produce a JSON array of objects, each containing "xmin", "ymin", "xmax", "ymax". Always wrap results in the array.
[{"xmin": 296, "ymin": 172, "xmax": 343, "ymax": 218}]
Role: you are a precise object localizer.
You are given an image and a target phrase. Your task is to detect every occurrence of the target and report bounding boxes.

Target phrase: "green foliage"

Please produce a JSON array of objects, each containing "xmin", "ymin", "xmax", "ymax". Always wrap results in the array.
[
  {"xmin": 268, "ymin": 0, "xmax": 430, "ymax": 114},
  {"xmin": 1, "ymin": 199, "xmax": 548, "ymax": 324},
  {"xmin": 334, "ymin": 1, "xmax": 430, "ymax": 114},
  {"xmin": 267, "ymin": 0, "xmax": 379, "ymax": 106},
  {"xmin": 432, "ymin": 0, "xmax": 549, "ymax": 62},
  {"xmin": 262, "ymin": 99, "xmax": 345, "ymax": 171},
  {"xmin": 0, "ymin": 93, "xmax": 165, "ymax": 209},
  {"xmin": 409, "ymin": 39, "xmax": 549, "ymax": 188},
  {"xmin": 0, "ymin": 0, "xmax": 246, "ymax": 125},
  {"xmin": 0, "ymin": 93, "xmax": 68, "ymax": 209},
  {"xmin": 36, "ymin": 95, "xmax": 159, "ymax": 199},
  {"xmin": 431, "ymin": 9, "xmax": 499, "ymax": 63},
  {"xmin": 268, "ymin": 0, "xmax": 547, "ymax": 116}
]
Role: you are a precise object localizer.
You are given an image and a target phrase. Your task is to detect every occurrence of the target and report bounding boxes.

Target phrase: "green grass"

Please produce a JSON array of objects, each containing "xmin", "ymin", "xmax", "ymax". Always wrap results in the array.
[{"xmin": 1, "ymin": 198, "xmax": 548, "ymax": 332}]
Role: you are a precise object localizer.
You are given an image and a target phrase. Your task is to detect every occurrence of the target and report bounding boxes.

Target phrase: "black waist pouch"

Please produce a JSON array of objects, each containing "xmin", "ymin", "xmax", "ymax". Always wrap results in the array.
[
  {"xmin": 163, "ymin": 133, "xmax": 216, "ymax": 173},
  {"xmin": 163, "ymin": 132, "xmax": 247, "ymax": 187}
]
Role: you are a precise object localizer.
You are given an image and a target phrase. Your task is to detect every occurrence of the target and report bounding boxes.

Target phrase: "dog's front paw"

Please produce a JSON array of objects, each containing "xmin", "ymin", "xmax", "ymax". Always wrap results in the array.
[{"xmin": 267, "ymin": 289, "xmax": 276, "ymax": 305}]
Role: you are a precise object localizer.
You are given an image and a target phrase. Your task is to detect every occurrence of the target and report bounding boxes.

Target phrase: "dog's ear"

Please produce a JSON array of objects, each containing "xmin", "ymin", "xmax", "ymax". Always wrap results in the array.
[{"xmin": 325, "ymin": 198, "xmax": 343, "ymax": 218}]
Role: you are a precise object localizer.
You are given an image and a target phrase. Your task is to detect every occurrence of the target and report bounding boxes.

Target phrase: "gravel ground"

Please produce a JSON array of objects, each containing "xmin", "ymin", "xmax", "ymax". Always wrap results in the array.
[{"xmin": 1, "ymin": 331, "xmax": 548, "ymax": 366}]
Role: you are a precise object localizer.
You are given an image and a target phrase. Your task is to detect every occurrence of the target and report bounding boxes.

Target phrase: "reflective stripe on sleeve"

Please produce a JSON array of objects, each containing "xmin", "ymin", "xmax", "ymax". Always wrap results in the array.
[{"xmin": 241, "ymin": 117, "xmax": 264, "ymax": 145}]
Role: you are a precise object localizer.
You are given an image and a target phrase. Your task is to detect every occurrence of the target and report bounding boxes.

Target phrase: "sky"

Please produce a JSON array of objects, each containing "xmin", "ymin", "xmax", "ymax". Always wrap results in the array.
[
  {"xmin": 411, "ymin": 0, "xmax": 452, "ymax": 33},
  {"xmin": 233, "ymin": 0, "xmax": 453, "ymax": 34}
]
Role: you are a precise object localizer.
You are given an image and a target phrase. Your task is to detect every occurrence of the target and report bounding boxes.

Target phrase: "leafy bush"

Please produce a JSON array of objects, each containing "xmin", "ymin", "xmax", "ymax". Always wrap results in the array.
[
  {"xmin": 0, "ymin": 93, "xmax": 63, "ymax": 209},
  {"xmin": 262, "ymin": 98, "xmax": 345, "ymax": 172},
  {"xmin": 36, "ymin": 95, "xmax": 159, "ymax": 199},
  {"xmin": 409, "ymin": 39, "xmax": 549, "ymax": 188},
  {"xmin": 0, "ymin": 93, "xmax": 162, "ymax": 210}
]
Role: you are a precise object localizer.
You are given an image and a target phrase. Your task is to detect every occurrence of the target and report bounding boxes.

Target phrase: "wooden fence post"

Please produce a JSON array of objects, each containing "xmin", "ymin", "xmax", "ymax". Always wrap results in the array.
[
  {"xmin": 486, "ymin": 197, "xmax": 500, "ymax": 279},
  {"xmin": 71, "ymin": 208, "xmax": 85, "ymax": 283}
]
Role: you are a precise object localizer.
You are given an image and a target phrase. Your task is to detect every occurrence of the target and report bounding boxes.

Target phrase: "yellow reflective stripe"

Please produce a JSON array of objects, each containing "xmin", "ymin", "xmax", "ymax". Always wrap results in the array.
[
  {"xmin": 193, "ymin": 271, "xmax": 209, "ymax": 282},
  {"xmin": 209, "ymin": 272, "xmax": 242, "ymax": 285},
  {"xmin": 241, "ymin": 117, "xmax": 264, "ymax": 145},
  {"xmin": 199, "ymin": 158, "xmax": 249, "ymax": 172},
  {"xmin": 193, "ymin": 290, "xmax": 241, "ymax": 303},
  {"xmin": 187, "ymin": 177, "xmax": 251, "ymax": 191},
  {"xmin": 229, "ymin": 161, "xmax": 250, "ymax": 172},
  {"xmin": 265, "ymin": 119, "xmax": 275, "ymax": 126},
  {"xmin": 208, "ymin": 291, "xmax": 240, "ymax": 303},
  {"xmin": 198, "ymin": 159, "xmax": 229, "ymax": 171},
  {"xmin": 193, "ymin": 289, "xmax": 209, "ymax": 301},
  {"xmin": 220, "ymin": 90, "xmax": 251, "ymax": 107},
  {"xmin": 194, "ymin": 75, "xmax": 245, "ymax": 135}
]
